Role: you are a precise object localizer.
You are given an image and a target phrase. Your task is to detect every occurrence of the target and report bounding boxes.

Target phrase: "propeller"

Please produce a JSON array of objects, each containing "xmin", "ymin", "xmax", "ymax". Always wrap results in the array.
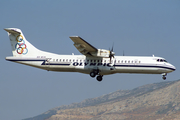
[{"xmin": 109, "ymin": 45, "xmax": 115, "ymax": 63}]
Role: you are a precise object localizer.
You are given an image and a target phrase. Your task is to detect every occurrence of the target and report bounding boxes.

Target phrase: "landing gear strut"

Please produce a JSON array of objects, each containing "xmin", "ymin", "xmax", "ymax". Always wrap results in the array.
[{"xmin": 162, "ymin": 73, "xmax": 167, "ymax": 80}]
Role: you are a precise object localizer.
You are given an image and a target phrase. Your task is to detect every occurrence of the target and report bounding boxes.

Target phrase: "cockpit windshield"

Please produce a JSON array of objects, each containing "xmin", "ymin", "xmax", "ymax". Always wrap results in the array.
[{"xmin": 157, "ymin": 59, "xmax": 168, "ymax": 63}]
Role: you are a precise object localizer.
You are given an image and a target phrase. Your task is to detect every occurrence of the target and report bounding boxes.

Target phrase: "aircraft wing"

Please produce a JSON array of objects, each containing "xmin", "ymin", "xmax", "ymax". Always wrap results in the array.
[{"xmin": 69, "ymin": 36, "xmax": 98, "ymax": 56}]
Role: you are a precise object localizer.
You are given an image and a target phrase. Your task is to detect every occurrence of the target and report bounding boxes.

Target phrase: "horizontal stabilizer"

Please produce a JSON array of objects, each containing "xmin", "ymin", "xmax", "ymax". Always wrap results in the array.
[{"xmin": 4, "ymin": 28, "xmax": 21, "ymax": 34}]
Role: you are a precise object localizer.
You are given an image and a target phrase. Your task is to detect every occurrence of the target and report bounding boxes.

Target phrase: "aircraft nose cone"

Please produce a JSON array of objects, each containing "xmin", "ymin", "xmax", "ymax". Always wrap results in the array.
[
  {"xmin": 166, "ymin": 63, "xmax": 176, "ymax": 73},
  {"xmin": 169, "ymin": 64, "xmax": 176, "ymax": 72},
  {"xmin": 172, "ymin": 65, "xmax": 176, "ymax": 71}
]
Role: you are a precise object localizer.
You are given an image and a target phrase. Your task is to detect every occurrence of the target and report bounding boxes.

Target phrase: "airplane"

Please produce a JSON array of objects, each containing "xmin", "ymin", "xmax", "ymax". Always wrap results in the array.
[{"xmin": 4, "ymin": 28, "xmax": 176, "ymax": 82}]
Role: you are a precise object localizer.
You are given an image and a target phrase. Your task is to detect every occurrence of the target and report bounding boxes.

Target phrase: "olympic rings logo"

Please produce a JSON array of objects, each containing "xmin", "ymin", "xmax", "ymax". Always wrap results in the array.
[{"xmin": 15, "ymin": 35, "xmax": 28, "ymax": 55}]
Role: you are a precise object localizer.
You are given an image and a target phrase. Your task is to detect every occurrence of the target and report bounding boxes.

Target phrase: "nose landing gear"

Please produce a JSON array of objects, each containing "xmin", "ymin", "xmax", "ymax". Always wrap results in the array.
[{"xmin": 162, "ymin": 73, "xmax": 167, "ymax": 80}]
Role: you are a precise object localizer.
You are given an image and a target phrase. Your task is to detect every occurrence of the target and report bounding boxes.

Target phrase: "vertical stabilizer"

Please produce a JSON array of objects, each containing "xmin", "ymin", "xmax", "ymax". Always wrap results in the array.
[{"xmin": 4, "ymin": 28, "xmax": 40, "ymax": 57}]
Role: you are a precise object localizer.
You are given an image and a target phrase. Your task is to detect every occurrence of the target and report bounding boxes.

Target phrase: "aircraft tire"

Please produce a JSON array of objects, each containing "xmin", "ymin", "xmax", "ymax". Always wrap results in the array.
[
  {"xmin": 96, "ymin": 76, "xmax": 103, "ymax": 82},
  {"xmin": 90, "ymin": 72, "xmax": 96, "ymax": 78},
  {"xmin": 163, "ymin": 76, "xmax": 166, "ymax": 80}
]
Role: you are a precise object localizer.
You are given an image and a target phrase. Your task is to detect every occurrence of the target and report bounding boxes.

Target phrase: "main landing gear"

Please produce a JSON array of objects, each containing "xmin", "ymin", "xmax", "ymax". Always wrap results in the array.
[
  {"xmin": 90, "ymin": 70, "xmax": 103, "ymax": 82},
  {"xmin": 162, "ymin": 73, "xmax": 167, "ymax": 80}
]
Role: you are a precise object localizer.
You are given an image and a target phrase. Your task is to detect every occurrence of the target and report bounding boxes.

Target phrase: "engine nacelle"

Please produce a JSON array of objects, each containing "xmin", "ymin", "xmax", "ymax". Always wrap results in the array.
[{"xmin": 91, "ymin": 49, "xmax": 111, "ymax": 58}]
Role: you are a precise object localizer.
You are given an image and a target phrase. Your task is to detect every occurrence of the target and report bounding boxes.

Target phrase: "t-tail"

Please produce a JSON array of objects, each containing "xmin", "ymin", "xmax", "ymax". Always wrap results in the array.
[
  {"xmin": 4, "ymin": 28, "xmax": 59, "ymax": 69},
  {"xmin": 4, "ymin": 28, "xmax": 41, "ymax": 57}
]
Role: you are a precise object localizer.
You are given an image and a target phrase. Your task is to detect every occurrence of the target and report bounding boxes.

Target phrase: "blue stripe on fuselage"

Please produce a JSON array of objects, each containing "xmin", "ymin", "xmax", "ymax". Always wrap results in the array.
[
  {"xmin": 6, "ymin": 59, "xmax": 175, "ymax": 71},
  {"xmin": 114, "ymin": 64, "xmax": 175, "ymax": 71}
]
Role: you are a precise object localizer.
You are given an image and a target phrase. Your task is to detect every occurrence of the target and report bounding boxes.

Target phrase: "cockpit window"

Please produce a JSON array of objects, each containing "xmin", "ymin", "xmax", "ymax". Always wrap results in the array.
[
  {"xmin": 164, "ymin": 60, "xmax": 168, "ymax": 62},
  {"xmin": 157, "ymin": 59, "xmax": 168, "ymax": 63}
]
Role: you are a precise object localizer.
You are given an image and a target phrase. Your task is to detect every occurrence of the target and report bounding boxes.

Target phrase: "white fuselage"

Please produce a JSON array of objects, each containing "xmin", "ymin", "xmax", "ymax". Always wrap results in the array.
[{"xmin": 6, "ymin": 54, "xmax": 176, "ymax": 76}]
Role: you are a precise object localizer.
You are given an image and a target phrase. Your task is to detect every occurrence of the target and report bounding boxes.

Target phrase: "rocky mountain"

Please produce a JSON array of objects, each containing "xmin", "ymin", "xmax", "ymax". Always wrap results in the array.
[{"xmin": 24, "ymin": 80, "xmax": 180, "ymax": 120}]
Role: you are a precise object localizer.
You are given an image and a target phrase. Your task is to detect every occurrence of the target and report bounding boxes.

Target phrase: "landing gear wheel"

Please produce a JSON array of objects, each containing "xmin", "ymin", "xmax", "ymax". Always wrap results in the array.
[
  {"xmin": 90, "ymin": 72, "xmax": 96, "ymax": 78},
  {"xmin": 96, "ymin": 76, "xmax": 103, "ymax": 82},
  {"xmin": 163, "ymin": 76, "xmax": 166, "ymax": 80}
]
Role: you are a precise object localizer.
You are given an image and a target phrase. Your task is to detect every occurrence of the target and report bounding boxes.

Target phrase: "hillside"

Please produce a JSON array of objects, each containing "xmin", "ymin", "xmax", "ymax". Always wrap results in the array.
[{"xmin": 24, "ymin": 80, "xmax": 180, "ymax": 120}]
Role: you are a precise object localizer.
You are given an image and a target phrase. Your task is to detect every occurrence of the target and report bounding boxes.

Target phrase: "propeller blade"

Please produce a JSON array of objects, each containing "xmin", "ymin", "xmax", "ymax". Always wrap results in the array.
[{"xmin": 111, "ymin": 43, "xmax": 114, "ymax": 52}]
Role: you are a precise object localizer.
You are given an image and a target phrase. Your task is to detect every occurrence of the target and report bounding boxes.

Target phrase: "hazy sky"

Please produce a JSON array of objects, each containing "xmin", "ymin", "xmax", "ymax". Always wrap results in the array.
[{"xmin": 0, "ymin": 1, "xmax": 180, "ymax": 120}]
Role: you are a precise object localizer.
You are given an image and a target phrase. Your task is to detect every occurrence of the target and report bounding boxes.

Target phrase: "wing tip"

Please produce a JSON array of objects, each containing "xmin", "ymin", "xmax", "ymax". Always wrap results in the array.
[{"xmin": 69, "ymin": 36, "xmax": 80, "ymax": 38}]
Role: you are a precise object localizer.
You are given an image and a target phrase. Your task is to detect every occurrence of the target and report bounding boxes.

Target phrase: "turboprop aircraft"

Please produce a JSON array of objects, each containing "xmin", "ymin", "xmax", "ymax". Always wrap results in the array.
[{"xmin": 4, "ymin": 28, "xmax": 176, "ymax": 81}]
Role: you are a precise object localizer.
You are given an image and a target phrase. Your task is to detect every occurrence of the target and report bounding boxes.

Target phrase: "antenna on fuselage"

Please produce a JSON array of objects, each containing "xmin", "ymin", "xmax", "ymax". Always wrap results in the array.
[{"xmin": 123, "ymin": 50, "xmax": 125, "ymax": 56}]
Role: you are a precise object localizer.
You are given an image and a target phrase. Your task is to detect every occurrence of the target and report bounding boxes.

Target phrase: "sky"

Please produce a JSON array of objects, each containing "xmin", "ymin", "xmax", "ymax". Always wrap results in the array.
[{"xmin": 0, "ymin": 0, "xmax": 180, "ymax": 120}]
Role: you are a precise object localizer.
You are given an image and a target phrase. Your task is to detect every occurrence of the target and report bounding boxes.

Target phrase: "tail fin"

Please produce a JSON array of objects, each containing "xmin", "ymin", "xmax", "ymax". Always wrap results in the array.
[{"xmin": 4, "ymin": 28, "xmax": 40, "ymax": 57}]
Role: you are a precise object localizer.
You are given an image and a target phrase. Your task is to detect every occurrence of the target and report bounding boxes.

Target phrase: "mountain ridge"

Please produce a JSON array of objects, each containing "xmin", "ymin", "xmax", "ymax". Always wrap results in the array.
[{"xmin": 23, "ymin": 80, "xmax": 180, "ymax": 120}]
